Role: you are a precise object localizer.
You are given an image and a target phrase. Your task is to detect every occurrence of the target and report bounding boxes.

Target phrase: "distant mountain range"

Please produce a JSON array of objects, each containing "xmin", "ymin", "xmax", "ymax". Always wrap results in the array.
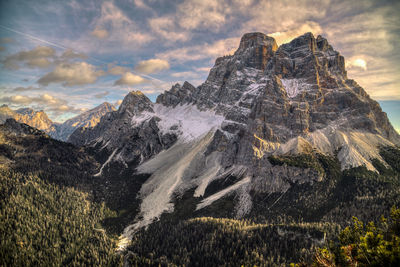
[{"xmin": 0, "ymin": 102, "xmax": 115, "ymax": 141}]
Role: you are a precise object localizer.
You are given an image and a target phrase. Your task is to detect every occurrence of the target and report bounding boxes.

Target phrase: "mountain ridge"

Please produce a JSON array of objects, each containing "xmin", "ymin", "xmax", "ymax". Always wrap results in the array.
[{"xmin": 68, "ymin": 31, "xmax": 400, "ymax": 246}]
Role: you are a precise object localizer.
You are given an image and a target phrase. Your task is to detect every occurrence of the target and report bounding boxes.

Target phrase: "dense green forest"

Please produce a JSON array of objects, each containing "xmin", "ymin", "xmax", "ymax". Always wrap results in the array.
[
  {"xmin": 126, "ymin": 217, "xmax": 338, "ymax": 266},
  {"xmin": 0, "ymin": 169, "xmax": 123, "ymax": 266}
]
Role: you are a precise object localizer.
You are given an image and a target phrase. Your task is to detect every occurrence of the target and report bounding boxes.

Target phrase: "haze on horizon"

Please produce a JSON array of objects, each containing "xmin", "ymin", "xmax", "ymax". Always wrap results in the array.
[{"xmin": 0, "ymin": 0, "xmax": 399, "ymax": 131}]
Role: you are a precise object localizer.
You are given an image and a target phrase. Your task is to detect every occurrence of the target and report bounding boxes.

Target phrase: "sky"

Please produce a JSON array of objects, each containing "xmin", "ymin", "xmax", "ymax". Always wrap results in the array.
[{"xmin": 0, "ymin": 0, "xmax": 399, "ymax": 131}]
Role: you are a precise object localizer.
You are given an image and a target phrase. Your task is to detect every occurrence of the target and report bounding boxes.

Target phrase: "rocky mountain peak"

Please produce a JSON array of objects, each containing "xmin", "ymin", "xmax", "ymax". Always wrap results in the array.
[
  {"xmin": 16, "ymin": 107, "xmax": 36, "ymax": 115},
  {"xmin": 156, "ymin": 81, "xmax": 196, "ymax": 107},
  {"xmin": 118, "ymin": 91, "xmax": 153, "ymax": 115},
  {"xmin": 237, "ymin": 32, "xmax": 277, "ymax": 52},
  {"xmin": 56, "ymin": 101, "xmax": 116, "ymax": 141},
  {"xmin": 95, "ymin": 102, "xmax": 114, "ymax": 111},
  {"xmin": 233, "ymin": 32, "xmax": 278, "ymax": 70}
]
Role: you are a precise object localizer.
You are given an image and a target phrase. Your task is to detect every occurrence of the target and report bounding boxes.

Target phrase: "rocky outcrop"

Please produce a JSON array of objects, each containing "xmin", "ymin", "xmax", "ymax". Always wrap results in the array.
[{"xmin": 156, "ymin": 81, "xmax": 196, "ymax": 107}]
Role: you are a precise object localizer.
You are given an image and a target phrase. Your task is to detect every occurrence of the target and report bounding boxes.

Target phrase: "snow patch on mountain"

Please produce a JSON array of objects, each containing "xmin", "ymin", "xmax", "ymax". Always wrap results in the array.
[
  {"xmin": 155, "ymin": 104, "xmax": 225, "ymax": 142},
  {"xmin": 133, "ymin": 104, "xmax": 225, "ymax": 143}
]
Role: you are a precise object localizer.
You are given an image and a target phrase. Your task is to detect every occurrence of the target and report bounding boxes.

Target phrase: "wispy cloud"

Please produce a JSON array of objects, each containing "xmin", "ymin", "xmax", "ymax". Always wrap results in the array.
[
  {"xmin": 91, "ymin": 28, "xmax": 109, "ymax": 39},
  {"xmin": 134, "ymin": 59, "xmax": 170, "ymax": 74},
  {"xmin": 114, "ymin": 72, "xmax": 148, "ymax": 86},
  {"xmin": 157, "ymin": 37, "xmax": 240, "ymax": 63},
  {"xmin": 38, "ymin": 62, "xmax": 105, "ymax": 86},
  {"xmin": 94, "ymin": 91, "xmax": 109, "ymax": 98},
  {"xmin": 2, "ymin": 46, "xmax": 55, "ymax": 69}
]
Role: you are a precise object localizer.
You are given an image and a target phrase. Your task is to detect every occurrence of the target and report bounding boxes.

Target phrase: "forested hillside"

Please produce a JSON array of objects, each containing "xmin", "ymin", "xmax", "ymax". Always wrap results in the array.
[{"xmin": 0, "ymin": 120, "xmax": 124, "ymax": 266}]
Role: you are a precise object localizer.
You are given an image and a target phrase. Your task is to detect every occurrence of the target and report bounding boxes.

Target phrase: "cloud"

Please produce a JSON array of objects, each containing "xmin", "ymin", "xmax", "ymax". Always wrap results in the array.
[
  {"xmin": 108, "ymin": 64, "xmax": 129, "ymax": 75},
  {"xmin": 148, "ymin": 17, "xmax": 189, "ymax": 42},
  {"xmin": 0, "ymin": 95, "xmax": 32, "ymax": 104},
  {"xmin": 269, "ymin": 21, "xmax": 323, "ymax": 45},
  {"xmin": 13, "ymin": 86, "xmax": 41, "ymax": 92},
  {"xmin": 0, "ymin": 37, "xmax": 14, "ymax": 44},
  {"xmin": 2, "ymin": 46, "xmax": 88, "ymax": 70},
  {"xmin": 60, "ymin": 49, "xmax": 87, "ymax": 60},
  {"xmin": 157, "ymin": 37, "xmax": 240, "ymax": 63},
  {"xmin": 171, "ymin": 71, "xmax": 201, "ymax": 79},
  {"xmin": 94, "ymin": 91, "xmax": 109, "ymax": 98},
  {"xmin": 114, "ymin": 72, "xmax": 148, "ymax": 86},
  {"xmin": 195, "ymin": 67, "xmax": 212, "ymax": 73},
  {"xmin": 93, "ymin": 2, "xmax": 153, "ymax": 45},
  {"xmin": 240, "ymin": 0, "xmax": 329, "ymax": 34},
  {"xmin": 133, "ymin": 0, "xmax": 153, "ymax": 11},
  {"xmin": 2, "ymin": 46, "xmax": 55, "ymax": 69},
  {"xmin": 38, "ymin": 62, "xmax": 105, "ymax": 86},
  {"xmin": 91, "ymin": 28, "xmax": 109, "ymax": 39},
  {"xmin": 347, "ymin": 58, "xmax": 367, "ymax": 71},
  {"xmin": 176, "ymin": 0, "xmax": 230, "ymax": 31},
  {"xmin": 134, "ymin": 58, "xmax": 170, "ymax": 74},
  {"xmin": 0, "ymin": 93, "xmax": 79, "ymax": 113}
]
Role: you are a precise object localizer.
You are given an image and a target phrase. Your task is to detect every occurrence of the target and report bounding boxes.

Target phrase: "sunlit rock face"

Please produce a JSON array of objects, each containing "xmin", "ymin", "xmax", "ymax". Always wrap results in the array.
[
  {"xmin": 0, "ymin": 105, "xmax": 57, "ymax": 135},
  {"xmin": 69, "ymin": 32, "xmax": 400, "ymax": 240},
  {"xmin": 56, "ymin": 102, "xmax": 116, "ymax": 141}
]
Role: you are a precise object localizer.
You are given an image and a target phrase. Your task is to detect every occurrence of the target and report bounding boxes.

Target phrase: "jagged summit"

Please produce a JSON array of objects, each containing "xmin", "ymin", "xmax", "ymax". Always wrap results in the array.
[
  {"xmin": 118, "ymin": 91, "xmax": 153, "ymax": 115},
  {"xmin": 156, "ymin": 81, "xmax": 196, "ymax": 107},
  {"xmin": 56, "ymin": 101, "xmax": 116, "ymax": 141},
  {"xmin": 234, "ymin": 32, "xmax": 278, "ymax": 70}
]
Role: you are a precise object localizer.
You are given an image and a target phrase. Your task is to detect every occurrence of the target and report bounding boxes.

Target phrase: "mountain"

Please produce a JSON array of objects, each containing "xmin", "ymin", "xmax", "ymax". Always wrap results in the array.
[
  {"xmin": 0, "ymin": 105, "xmax": 57, "ymax": 135},
  {"xmin": 56, "ymin": 102, "xmax": 116, "ymax": 141},
  {"xmin": 69, "ymin": 31, "xmax": 400, "ymax": 248},
  {"xmin": 0, "ymin": 102, "xmax": 115, "ymax": 141}
]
